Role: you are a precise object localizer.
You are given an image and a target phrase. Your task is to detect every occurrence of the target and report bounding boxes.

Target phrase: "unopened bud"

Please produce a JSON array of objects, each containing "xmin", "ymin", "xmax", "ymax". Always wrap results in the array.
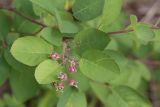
[
  {"xmin": 69, "ymin": 66, "xmax": 76, "ymax": 73},
  {"xmin": 69, "ymin": 79, "xmax": 78, "ymax": 87},
  {"xmin": 49, "ymin": 52, "xmax": 60, "ymax": 60},
  {"xmin": 58, "ymin": 72, "xmax": 68, "ymax": 81},
  {"xmin": 69, "ymin": 59, "xmax": 76, "ymax": 66},
  {"xmin": 54, "ymin": 82, "xmax": 64, "ymax": 92}
]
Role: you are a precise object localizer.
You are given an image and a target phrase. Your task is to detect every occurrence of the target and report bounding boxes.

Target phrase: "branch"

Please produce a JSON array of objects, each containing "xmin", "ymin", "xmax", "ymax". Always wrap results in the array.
[
  {"xmin": 107, "ymin": 27, "xmax": 160, "ymax": 36},
  {"xmin": 7, "ymin": 8, "xmax": 46, "ymax": 27},
  {"xmin": 61, "ymin": 40, "xmax": 68, "ymax": 64},
  {"xmin": 1, "ymin": 6, "xmax": 160, "ymax": 37},
  {"xmin": 2, "ymin": 40, "xmax": 8, "ymax": 48},
  {"xmin": 107, "ymin": 29, "xmax": 134, "ymax": 36}
]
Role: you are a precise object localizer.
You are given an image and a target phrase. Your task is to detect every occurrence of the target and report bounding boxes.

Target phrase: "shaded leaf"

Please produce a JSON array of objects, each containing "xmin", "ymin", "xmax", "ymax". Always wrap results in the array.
[
  {"xmin": 79, "ymin": 50, "xmax": 120, "ymax": 83},
  {"xmin": 0, "ymin": 57, "xmax": 10, "ymax": 86},
  {"xmin": 134, "ymin": 23, "xmax": 155, "ymax": 45},
  {"xmin": 99, "ymin": 0, "xmax": 122, "ymax": 31},
  {"xmin": 72, "ymin": 0, "xmax": 104, "ymax": 21},
  {"xmin": 91, "ymin": 82, "xmax": 152, "ymax": 107},
  {"xmin": 57, "ymin": 89, "xmax": 87, "ymax": 107},
  {"xmin": 10, "ymin": 69, "xmax": 39, "ymax": 102},
  {"xmin": 74, "ymin": 28, "xmax": 110, "ymax": 55},
  {"xmin": 40, "ymin": 27, "xmax": 62, "ymax": 46}
]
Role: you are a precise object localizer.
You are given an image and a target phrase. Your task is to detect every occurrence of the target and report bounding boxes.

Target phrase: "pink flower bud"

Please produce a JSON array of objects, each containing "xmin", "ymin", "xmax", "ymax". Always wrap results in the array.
[
  {"xmin": 54, "ymin": 82, "xmax": 64, "ymax": 92},
  {"xmin": 49, "ymin": 52, "xmax": 60, "ymax": 60},
  {"xmin": 58, "ymin": 72, "xmax": 68, "ymax": 81},
  {"xmin": 69, "ymin": 66, "xmax": 76, "ymax": 73},
  {"xmin": 69, "ymin": 79, "xmax": 78, "ymax": 87},
  {"xmin": 69, "ymin": 59, "xmax": 76, "ymax": 66}
]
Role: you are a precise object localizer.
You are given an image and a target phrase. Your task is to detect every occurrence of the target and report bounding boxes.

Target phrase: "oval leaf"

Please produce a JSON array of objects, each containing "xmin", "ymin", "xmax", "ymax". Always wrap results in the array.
[
  {"xmin": 90, "ymin": 82, "xmax": 152, "ymax": 107},
  {"xmin": 135, "ymin": 23, "xmax": 155, "ymax": 45},
  {"xmin": 72, "ymin": 0, "xmax": 105, "ymax": 21},
  {"xmin": 35, "ymin": 59, "xmax": 62, "ymax": 84},
  {"xmin": 57, "ymin": 89, "xmax": 87, "ymax": 107},
  {"xmin": 10, "ymin": 69, "xmax": 39, "ymax": 102},
  {"xmin": 79, "ymin": 50, "xmax": 120, "ymax": 83},
  {"xmin": 11, "ymin": 36, "xmax": 53, "ymax": 66},
  {"xmin": 40, "ymin": 27, "xmax": 62, "ymax": 46},
  {"xmin": 99, "ymin": 0, "xmax": 122, "ymax": 30},
  {"xmin": 0, "ymin": 57, "xmax": 10, "ymax": 86},
  {"xmin": 74, "ymin": 28, "xmax": 110, "ymax": 55}
]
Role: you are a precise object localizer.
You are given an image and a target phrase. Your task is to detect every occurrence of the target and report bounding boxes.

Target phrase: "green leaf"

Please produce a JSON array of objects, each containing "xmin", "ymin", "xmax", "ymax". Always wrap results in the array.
[
  {"xmin": 130, "ymin": 15, "xmax": 138, "ymax": 28},
  {"xmin": 40, "ymin": 27, "xmax": 62, "ymax": 46},
  {"xmin": 30, "ymin": 0, "xmax": 79, "ymax": 33},
  {"xmin": 134, "ymin": 23, "xmax": 155, "ymax": 45},
  {"xmin": 104, "ymin": 50, "xmax": 128, "ymax": 70},
  {"xmin": 43, "ymin": 14, "xmax": 58, "ymax": 27},
  {"xmin": 30, "ymin": 0, "xmax": 65, "ymax": 14},
  {"xmin": 38, "ymin": 90, "xmax": 58, "ymax": 107},
  {"xmin": 110, "ymin": 61, "xmax": 143, "ymax": 89},
  {"xmin": 10, "ymin": 69, "xmax": 39, "ymax": 102},
  {"xmin": 91, "ymin": 82, "xmax": 152, "ymax": 107},
  {"xmin": 72, "ymin": 0, "xmax": 104, "ymax": 21},
  {"xmin": 4, "ymin": 49, "xmax": 34, "ymax": 72},
  {"xmin": 54, "ymin": 9, "xmax": 80, "ymax": 33},
  {"xmin": 0, "ymin": 11, "xmax": 11, "ymax": 40},
  {"xmin": 57, "ymin": 89, "xmax": 87, "ymax": 107},
  {"xmin": 6, "ymin": 33, "xmax": 19, "ymax": 45},
  {"xmin": 99, "ymin": 0, "xmax": 122, "ymax": 30},
  {"xmin": 31, "ymin": 0, "xmax": 80, "ymax": 33},
  {"xmin": 135, "ymin": 61, "xmax": 151, "ymax": 81},
  {"xmin": 12, "ymin": 14, "xmax": 41, "ymax": 34},
  {"xmin": 29, "ymin": 0, "xmax": 56, "ymax": 14},
  {"xmin": 153, "ymin": 29, "xmax": 160, "ymax": 53},
  {"xmin": 13, "ymin": 0, "xmax": 37, "ymax": 17},
  {"xmin": 110, "ymin": 60, "xmax": 151, "ymax": 89},
  {"xmin": 79, "ymin": 50, "xmax": 120, "ymax": 83},
  {"xmin": 3, "ymin": 94, "xmax": 25, "ymax": 107},
  {"xmin": 71, "ymin": 69, "xmax": 90, "ymax": 92},
  {"xmin": 153, "ymin": 29, "xmax": 160, "ymax": 42},
  {"xmin": 113, "ymin": 32, "xmax": 136, "ymax": 51},
  {"xmin": 74, "ymin": 28, "xmax": 110, "ymax": 55},
  {"xmin": 11, "ymin": 36, "xmax": 53, "ymax": 66},
  {"xmin": 35, "ymin": 59, "xmax": 62, "ymax": 84},
  {"xmin": 106, "ymin": 39, "xmax": 119, "ymax": 50},
  {"xmin": 0, "ymin": 57, "xmax": 10, "ymax": 86}
]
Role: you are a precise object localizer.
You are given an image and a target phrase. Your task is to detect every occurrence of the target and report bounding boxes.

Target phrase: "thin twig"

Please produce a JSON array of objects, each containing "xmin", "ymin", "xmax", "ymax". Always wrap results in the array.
[
  {"xmin": 107, "ymin": 29, "xmax": 134, "ymax": 36},
  {"xmin": 8, "ymin": 8, "xmax": 46, "ymax": 27},
  {"xmin": 106, "ymin": 26, "xmax": 159, "ymax": 36},
  {"xmin": 61, "ymin": 40, "xmax": 68, "ymax": 64},
  {"xmin": 2, "ymin": 40, "xmax": 8, "ymax": 48},
  {"xmin": 1, "ymin": 6, "xmax": 160, "ymax": 38}
]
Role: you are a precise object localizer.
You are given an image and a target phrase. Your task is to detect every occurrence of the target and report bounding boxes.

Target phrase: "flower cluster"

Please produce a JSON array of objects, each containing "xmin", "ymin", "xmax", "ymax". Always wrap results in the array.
[{"xmin": 49, "ymin": 52, "xmax": 78, "ymax": 92}]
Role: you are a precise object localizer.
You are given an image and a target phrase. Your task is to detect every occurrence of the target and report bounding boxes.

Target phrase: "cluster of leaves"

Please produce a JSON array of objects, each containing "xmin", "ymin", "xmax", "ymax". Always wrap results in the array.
[{"xmin": 0, "ymin": 0, "xmax": 160, "ymax": 107}]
